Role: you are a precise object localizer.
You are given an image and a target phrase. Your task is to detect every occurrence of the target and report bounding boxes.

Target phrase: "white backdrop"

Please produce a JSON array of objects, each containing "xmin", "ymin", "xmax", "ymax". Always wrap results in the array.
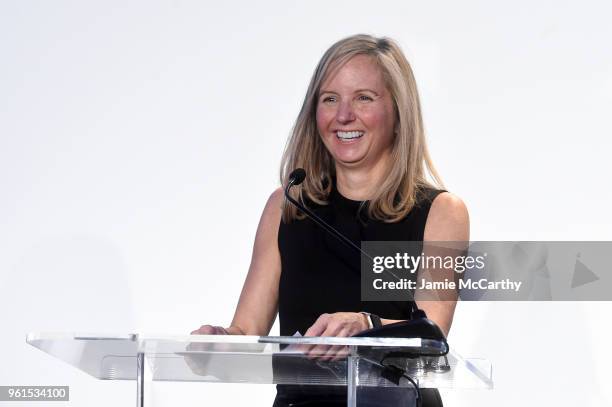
[{"xmin": 1, "ymin": 1, "xmax": 611, "ymax": 406}]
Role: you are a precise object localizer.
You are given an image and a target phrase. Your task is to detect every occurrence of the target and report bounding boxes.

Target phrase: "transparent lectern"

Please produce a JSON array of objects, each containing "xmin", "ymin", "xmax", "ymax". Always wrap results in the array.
[{"xmin": 27, "ymin": 333, "xmax": 492, "ymax": 406}]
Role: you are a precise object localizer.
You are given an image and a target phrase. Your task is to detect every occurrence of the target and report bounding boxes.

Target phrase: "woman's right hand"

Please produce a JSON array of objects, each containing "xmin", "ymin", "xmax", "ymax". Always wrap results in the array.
[
  {"xmin": 185, "ymin": 325, "xmax": 231, "ymax": 374},
  {"xmin": 191, "ymin": 324, "xmax": 229, "ymax": 335}
]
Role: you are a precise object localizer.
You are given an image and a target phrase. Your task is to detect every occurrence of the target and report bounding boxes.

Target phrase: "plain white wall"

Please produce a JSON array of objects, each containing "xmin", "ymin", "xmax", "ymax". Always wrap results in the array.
[{"xmin": 1, "ymin": 1, "xmax": 611, "ymax": 406}]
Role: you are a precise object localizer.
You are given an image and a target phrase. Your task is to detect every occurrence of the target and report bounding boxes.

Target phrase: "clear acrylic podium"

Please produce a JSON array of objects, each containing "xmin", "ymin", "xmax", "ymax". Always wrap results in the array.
[{"xmin": 27, "ymin": 333, "xmax": 492, "ymax": 406}]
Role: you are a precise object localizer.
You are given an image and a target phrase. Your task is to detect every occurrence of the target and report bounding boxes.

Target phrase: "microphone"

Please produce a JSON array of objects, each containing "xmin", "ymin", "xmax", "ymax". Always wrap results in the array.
[
  {"xmin": 284, "ymin": 168, "xmax": 373, "ymax": 261},
  {"xmin": 288, "ymin": 168, "xmax": 306, "ymax": 186}
]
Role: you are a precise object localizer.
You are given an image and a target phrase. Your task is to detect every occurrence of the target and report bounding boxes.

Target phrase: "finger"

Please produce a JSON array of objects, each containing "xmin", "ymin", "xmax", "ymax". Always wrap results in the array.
[
  {"xmin": 330, "ymin": 345, "xmax": 349, "ymax": 361},
  {"xmin": 304, "ymin": 314, "xmax": 332, "ymax": 357},
  {"xmin": 316, "ymin": 344, "xmax": 340, "ymax": 361},
  {"xmin": 188, "ymin": 325, "xmax": 214, "ymax": 351},
  {"xmin": 192, "ymin": 325, "xmax": 213, "ymax": 335},
  {"xmin": 327, "ymin": 328, "xmax": 351, "ymax": 361},
  {"xmin": 304, "ymin": 314, "xmax": 330, "ymax": 337},
  {"xmin": 320, "ymin": 328, "xmax": 351, "ymax": 361},
  {"xmin": 291, "ymin": 343, "xmax": 311, "ymax": 355},
  {"xmin": 215, "ymin": 326, "xmax": 229, "ymax": 335},
  {"xmin": 192, "ymin": 325, "xmax": 225, "ymax": 335},
  {"xmin": 307, "ymin": 343, "xmax": 334, "ymax": 359},
  {"xmin": 307, "ymin": 324, "xmax": 341, "ymax": 359}
]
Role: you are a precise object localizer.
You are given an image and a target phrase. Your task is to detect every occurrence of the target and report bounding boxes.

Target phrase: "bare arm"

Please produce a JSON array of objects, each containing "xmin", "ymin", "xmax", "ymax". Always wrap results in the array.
[
  {"xmin": 192, "ymin": 188, "xmax": 284, "ymax": 336},
  {"xmin": 380, "ymin": 192, "xmax": 470, "ymax": 336}
]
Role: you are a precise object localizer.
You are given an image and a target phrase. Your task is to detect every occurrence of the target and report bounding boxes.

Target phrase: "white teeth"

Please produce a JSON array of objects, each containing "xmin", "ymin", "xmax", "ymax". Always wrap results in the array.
[{"xmin": 336, "ymin": 131, "xmax": 364, "ymax": 140}]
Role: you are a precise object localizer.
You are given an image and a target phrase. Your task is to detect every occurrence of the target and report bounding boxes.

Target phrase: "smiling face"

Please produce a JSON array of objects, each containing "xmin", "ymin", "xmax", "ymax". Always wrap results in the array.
[{"xmin": 316, "ymin": 55, "xmax": 397, "ymax": 171}]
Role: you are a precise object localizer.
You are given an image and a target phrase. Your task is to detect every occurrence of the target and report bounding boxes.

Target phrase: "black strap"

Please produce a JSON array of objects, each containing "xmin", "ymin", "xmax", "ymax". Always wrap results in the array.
[{"xmin": 370, "ymin": 313, "xmax": 383, "ymax": 328}]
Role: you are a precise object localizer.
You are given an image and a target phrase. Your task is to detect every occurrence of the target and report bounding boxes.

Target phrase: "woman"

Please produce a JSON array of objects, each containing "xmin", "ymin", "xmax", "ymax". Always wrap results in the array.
[{"xmin": 193, "ymin": 34, "xmax": 469, "ymax": 406}]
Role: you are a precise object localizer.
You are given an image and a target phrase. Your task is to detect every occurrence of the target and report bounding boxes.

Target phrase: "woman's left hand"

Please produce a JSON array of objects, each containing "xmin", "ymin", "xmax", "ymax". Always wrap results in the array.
[
  {"xmin": 302, "ymin": 312, "xmax": 370, "ymax": 361},
  {"xmin": 304, "ymin": 312, "xmax": 369, "ymax": 337}
]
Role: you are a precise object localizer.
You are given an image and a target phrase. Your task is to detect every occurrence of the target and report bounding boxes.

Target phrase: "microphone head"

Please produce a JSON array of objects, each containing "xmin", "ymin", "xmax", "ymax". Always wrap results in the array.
[{"xmin": 289, "ymin": 168, "xmax": 306, "ymax": 186}]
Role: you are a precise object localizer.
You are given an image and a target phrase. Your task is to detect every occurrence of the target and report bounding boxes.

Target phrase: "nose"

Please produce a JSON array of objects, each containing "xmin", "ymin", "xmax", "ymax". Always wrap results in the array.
[{"xmin": 335, "ymin": 100, "xmax": 355, "ymax": 124}]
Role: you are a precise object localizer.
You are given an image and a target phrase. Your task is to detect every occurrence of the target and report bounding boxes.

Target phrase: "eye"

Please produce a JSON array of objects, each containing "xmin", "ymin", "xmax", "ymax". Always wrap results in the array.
[
  {"xmin": 358, "ymin": 94, "xmax": 373, "ymax": 102},
  {"xmin": 321, "ymin": 95, "xmax": 337, "ymax": 104}
]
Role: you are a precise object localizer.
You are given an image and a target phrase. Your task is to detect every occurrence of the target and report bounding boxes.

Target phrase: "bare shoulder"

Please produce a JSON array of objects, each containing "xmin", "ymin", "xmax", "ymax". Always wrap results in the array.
[
  {"xmin": 269, "ymin": 187, "xmax": 285, "ymax": 205},
  {"xmin": 424, "ymin": 192, "xmax": 470, "ymax": 241},
  {"xmin": 264, "ymin": 187, "xmax": 284, "ymax": 216},
  {"xmin": 429, "ymin": 192, "xmax": 468, "ymax": 222},
  {"xmin": 259, "ymin": 187, "xmax": 284, "ymax": 229}
]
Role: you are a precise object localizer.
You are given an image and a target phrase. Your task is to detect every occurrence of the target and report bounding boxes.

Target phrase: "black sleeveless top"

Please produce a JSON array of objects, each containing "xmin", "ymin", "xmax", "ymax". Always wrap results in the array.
[
  {"xmin": 278, "ymin": 184, "xmax": 445, "ymax": 336},
  {"xmin": 274, "ymin": 183, "xmax": 446, "ymax": 407}
]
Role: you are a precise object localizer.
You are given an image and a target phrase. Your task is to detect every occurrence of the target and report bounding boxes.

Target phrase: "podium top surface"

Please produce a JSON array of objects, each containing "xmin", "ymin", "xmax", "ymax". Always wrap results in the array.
[{"xmin": 26, "ymin": 332, "xmax": 492, "ymax": 390}]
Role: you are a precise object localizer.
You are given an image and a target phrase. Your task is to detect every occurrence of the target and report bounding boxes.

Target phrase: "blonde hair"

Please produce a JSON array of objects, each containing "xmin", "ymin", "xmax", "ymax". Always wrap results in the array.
[{"xmin": 280, "ymin": 34, "xmax": 443, "ymax": 222}]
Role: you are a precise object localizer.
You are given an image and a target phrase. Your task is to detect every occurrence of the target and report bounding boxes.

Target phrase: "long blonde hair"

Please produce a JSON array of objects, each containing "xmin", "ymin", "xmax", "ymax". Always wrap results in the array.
[{"xmin": 280, "ymin": 34, "xmax": 443, "ymax": 222}]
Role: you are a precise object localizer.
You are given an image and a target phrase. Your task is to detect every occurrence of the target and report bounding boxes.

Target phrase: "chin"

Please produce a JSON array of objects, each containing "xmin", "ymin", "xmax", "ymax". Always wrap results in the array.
[
  {"xmin": 333, "ymin": 154, "xmax": 368, "ymax": 167},
  {"xmin": 329, "ymin": 146, "xmax": 368, "ymax": 165}
]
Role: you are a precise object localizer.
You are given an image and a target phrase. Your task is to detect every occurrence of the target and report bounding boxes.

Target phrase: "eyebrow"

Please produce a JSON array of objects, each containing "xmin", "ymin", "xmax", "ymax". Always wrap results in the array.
[{"xmin": 319, "ymin": 88, "xmax": 380, "ymax": 96}]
